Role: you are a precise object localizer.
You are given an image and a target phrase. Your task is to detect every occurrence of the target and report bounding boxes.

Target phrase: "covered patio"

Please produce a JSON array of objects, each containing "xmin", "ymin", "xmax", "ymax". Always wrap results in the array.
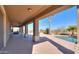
[{"xmin": 0, "ymin": 5, "xmax": 78, "ymax": 54}]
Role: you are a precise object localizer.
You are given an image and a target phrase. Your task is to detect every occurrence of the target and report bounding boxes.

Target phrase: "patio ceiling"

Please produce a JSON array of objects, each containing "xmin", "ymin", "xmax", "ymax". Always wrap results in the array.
[{"xmin": 4, "ymin": 5, "xmax": 73, "ymax": 26}]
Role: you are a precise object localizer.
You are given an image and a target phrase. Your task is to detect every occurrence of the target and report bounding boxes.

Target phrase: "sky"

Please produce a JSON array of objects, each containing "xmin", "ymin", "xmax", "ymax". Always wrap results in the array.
[{"xmin": 28, "ymin": 6, "xmax": 77, "ymax": 30}]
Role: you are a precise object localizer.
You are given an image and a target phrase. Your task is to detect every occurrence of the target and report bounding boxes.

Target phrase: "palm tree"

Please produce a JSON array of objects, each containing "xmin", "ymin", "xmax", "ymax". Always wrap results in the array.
[{"xmin": 67, "ymin": 26, "xmax": 77, "ymax": 36}]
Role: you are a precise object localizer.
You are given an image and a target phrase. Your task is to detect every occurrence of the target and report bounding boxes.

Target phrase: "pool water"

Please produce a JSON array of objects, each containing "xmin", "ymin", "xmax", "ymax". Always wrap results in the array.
[{"xmin": 55, "ymin": 35, "xmax": 77, "ymax": 43}]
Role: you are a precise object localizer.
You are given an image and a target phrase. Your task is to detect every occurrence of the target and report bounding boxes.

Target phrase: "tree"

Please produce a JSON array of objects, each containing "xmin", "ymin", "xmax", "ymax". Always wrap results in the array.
[
  {"xmin": 44, "ymin": 28, "xmax": 49, "ymax": 34},
  {"xmin": 67, "ymin": 26, "xmax": 77, "ymax": 36}
]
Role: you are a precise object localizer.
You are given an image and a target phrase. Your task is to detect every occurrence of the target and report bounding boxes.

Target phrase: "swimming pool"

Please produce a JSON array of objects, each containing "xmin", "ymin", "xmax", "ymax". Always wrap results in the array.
[{"xmin": 55, "ymin": 35, "xmax": 77, "ymax": 43}]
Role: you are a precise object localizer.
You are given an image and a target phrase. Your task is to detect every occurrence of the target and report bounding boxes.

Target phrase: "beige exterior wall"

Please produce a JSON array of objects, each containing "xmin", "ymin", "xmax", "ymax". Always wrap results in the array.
[{"xmin": 0, "ymin": 8, "xmax": 4, "ymax": 49}]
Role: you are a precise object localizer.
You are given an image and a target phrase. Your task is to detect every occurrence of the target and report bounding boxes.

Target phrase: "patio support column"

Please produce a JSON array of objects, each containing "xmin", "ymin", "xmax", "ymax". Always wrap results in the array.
[
  {"xmin": 0, "ymin": 6, "xmax": 10, "ymax": 47},
  {"xmin": 25, "ymin": 24, "xmax": 28, "ymax": 37},
  {"xmin": 48, "ymin": 16, "xmax": 51, "ymax": 34},
  {"xmin": 19, "ymin": 26, "xmax": 23, "ymax": 34},
  {"xmin": 76, "ymin": 6, "xmax": 79, "ymax": 53},
  {"xmin": 33, "ymin": 19, "xmax": 40, "ymax": 42}
]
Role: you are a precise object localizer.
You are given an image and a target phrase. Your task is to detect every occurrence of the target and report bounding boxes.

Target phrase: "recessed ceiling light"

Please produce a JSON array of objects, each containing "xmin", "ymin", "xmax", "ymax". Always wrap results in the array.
[{"xmin": 27, "ymin": 8, "xmax": 32, "ymax": 12}]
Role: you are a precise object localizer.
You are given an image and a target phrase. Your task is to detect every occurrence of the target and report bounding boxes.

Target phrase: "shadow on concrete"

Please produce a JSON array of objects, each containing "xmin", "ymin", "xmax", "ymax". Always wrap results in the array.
[{"xmin": 34, "ymin": 36, "xmax": 74, "ymax": 54}]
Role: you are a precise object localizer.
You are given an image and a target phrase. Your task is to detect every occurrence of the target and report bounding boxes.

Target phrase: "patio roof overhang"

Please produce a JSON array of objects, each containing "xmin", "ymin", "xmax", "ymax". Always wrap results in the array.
[{"xmin": 4, "ymin": 5, "xmax": 73, "ymax": 27}]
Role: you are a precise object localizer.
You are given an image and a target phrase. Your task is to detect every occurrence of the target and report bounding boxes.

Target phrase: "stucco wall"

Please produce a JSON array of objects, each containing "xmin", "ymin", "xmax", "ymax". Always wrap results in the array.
[
  {"xmin": 5, "ymin": 16, "xmax": 10, "ymax": 45},
  {"xmin": 0, "ymin": 9, "xmax": 4, "ymax": 49}
]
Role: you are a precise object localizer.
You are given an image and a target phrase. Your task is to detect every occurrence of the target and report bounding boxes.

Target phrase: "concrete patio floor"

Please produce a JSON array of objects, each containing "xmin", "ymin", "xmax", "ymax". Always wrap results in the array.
[
  {"xmin": 0, "ymin": 33, "xmax": 75, "ymax": 54},
  {"xmin": 0, "ymin": 33, "xmax": 33, "ymax": 54},
  {"xmin": 33, "ymin": 33, "xmax": 75, "ymax": 54}
]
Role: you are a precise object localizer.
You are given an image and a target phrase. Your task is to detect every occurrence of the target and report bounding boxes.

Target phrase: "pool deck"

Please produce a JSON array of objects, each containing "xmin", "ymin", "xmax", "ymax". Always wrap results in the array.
[{"xmin": 32, "ymin": 33, "xmax": 75, "ymax": 54}]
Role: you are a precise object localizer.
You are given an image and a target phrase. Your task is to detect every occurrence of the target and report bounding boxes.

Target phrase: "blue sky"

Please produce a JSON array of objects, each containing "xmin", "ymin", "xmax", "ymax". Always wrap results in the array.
[{"xmin": 28, "ymin": 6, "xmax": 77, "ymax": 30}]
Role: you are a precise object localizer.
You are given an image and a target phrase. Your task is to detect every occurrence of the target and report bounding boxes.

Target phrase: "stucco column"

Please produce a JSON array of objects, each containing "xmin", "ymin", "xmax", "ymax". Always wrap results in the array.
[
  {"xmin": 19, "ymin": 26, "xmax": 23, "ymax": 34},
  {"xmin": 48, "ymin": 16, "xmax": 51, "ymax": 34},
  {"xmin": 0, "ymin": 6, "xmax": 11, "ymax": 48},
  {"xmin": 0, "ymin": 6, "xmax": 7, "ymax": 47},
  {"xmin": 33, "ymin": 20, "xmax": 40, "ymax": 42},
  {"xmin": 75, "ymin": 6, "xmax": 79, "ymax": 53},
  {"xmin": 25, "ymin": 24, "xmax": 28, "ymax": 37}
]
